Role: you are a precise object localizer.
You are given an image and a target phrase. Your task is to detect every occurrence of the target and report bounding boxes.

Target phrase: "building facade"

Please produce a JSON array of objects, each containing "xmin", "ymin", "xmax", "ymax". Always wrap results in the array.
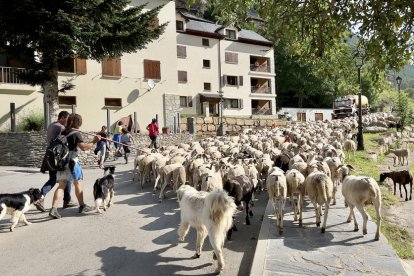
[{"xmin": 0, "ymin": 1, "xmax": 275, "ymax": 132}]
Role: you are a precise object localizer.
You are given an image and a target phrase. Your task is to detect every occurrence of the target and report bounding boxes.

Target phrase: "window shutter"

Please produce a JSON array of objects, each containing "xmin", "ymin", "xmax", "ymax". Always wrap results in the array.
[
  {"xmin": 177, "ymin": 45, "xmax": 186, "ymax": 58},
  {"xmin": 114, "ymin": 58, "xmax": 121, "ymax": 77},
  {"xmin": 238, "ymin": 76, "xmax": 243, "ymax": 86},
  {"xmin": 223, "ymin": 99, "xmax": 229, "ymax": 108},
  {"xmin": 144, "ymin": 60, "xmax": 161, "ymax": 80},
  {"xmin": 102, "ymin": 57, "xmax": 121, "ymax": 77},
  {"xmin": 187, "ymin": 96, "xmax": 193, "ymax": 107},
  {"xmin": 75, "ymin": 58, "xmax": 87, "ymax": 75},
  {"xmin": 238, "ymin": 99, "xmax": 244, "ymax": 109},
  {"xmin": 102, "ymin": 57, "xmax": 112, "ymax": 76},
  {"xmin": 222, "ymin": 75, "xmax": 227, "ymax": 85},
  {"xmin": 178, "ymin": 71, "xmax": 187, "ymax": 82},
  {"xmin": 225, "ymin": 52, "xmax": 230, "ymax": 63},
  {"xmin": 234, "ymin": 53, "xmax": 238, "ymax": 63}
]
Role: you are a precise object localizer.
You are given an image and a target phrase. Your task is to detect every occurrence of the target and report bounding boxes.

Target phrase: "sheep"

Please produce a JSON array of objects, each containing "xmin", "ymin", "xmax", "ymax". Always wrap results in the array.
[
  {"xmin": 338, "ymin": 165, "xmax": 382, "ymax": 241},
  {"xmin": 343, "ymin": 139, "xmax": 356, "ymax": 160},
  {"xmin": 388, "ymin": 148, "xmax": 409, "ymax": 166},
  {"xmin": 266, "ymin": 168, "xmax": 287, "ymax": 234},
  {"xmin": 158, "ymin": 163, "xmax": 186, "ymax": 202},
  {"xmin": 304, "ymin": 171, "xmax": 334, "ymax": 233},
  {"xmin": 223, "ymin": 175, "xmax": 256, "ymax": 240},
  {"xmin": 379, "ymin": 170, "xmax": 413, "ymax": 201},
  {"xmin": 285, "ymin": 169, "xmax": 305, "ymax": 225},
  {"xmin": 201, "ymin": 163, "xmax": 223, "ymax": 192}
]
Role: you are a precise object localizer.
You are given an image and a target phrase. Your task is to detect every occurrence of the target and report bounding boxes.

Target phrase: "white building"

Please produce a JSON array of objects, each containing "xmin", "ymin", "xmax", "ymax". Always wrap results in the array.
[{"xmin": 0, "ymin": 1, "xmax": 275, "ymax": 132}]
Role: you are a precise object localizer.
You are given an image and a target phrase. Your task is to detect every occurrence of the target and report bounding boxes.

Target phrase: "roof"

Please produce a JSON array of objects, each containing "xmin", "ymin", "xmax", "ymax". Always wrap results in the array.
[{"xmin": 177, "ymin": 10, "xmax": 273, "ymax": 46}]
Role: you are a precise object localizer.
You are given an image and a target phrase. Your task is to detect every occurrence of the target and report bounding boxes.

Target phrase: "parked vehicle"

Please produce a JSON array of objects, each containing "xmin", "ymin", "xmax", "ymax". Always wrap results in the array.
[{"xmin": 332, "ymin": 95, "xmax": 369, "ymax": 119}]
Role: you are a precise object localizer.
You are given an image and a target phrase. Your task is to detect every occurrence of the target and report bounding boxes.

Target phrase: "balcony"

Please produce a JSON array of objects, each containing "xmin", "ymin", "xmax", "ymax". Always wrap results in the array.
[
  {"xmin": 251, "ymin": 86, "xmax": 271, "ymax": 94},
  {"xmin": 250, "ymin": 63, "xmax": 271, "ymax": 73},
  {"xmin": 252, "ymin": 108, "xmax": 272, "ymax": 115},
  {"xmin": 0, "ymin": 67, "xmax": 29, "ymax": 84}
]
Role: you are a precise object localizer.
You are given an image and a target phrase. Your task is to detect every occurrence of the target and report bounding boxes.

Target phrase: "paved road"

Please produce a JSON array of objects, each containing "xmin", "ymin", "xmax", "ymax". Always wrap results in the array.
[{"xmin": 0, "ymin": 163, "xmax": 267, "ymax": 276}]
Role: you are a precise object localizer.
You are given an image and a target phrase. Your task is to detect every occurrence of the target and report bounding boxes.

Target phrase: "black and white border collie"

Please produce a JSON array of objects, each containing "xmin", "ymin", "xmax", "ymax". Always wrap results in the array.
[
  {"xmin": 0, "ymin": 188, "xmax": 43, "ymax": 232},
  {"xmin": 93, "ymin": 166, "xmax": 115, "ymax": 213}
]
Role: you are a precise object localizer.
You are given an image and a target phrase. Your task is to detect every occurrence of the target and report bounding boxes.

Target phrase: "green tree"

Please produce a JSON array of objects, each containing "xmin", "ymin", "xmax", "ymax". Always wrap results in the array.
[
  {"xmin": 395, "ymin": 91, "xmax": 414, "ymax": 134},
  {"xmin": 0, "ymin": 0, "xmax": 166, "ymax": 118},
  {"xmin": 190, "ymin": 0, "xmax": 414, "ymax": 71}
]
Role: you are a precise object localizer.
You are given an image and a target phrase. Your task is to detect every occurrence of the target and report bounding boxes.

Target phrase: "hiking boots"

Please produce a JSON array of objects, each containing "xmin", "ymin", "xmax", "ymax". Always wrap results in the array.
[
  {"xmin": 79, "ymin": 204, "xmax": 94, "ymax": 214},
  {"xmin": 49, "ymin": 208, "xmax": 61, "ymax": 219},
  {"xmin": 34, "ymin": 198, "xmax": 46, "ymax": 212},
  {"xmin": 63, "ymin": 200, "xmax": 78, "ymax": 209}
]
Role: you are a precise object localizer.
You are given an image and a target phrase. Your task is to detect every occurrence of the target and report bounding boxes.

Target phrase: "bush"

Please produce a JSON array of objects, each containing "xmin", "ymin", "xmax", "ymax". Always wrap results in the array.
[{"xmin": 18, "ymin": 112, "xmax": 44, "ymax": 131}]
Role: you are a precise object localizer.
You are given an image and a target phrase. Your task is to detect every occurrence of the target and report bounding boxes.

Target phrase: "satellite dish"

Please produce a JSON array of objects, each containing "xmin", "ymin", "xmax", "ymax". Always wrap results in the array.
[{"xmin": 147, "ymin": 79, "xmax": 155, "ymax": 90}]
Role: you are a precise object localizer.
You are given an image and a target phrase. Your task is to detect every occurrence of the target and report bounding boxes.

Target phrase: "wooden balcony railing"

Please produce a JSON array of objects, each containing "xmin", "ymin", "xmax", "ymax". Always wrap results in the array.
[
  {"xmin": 252, "ymin": 108, "xmax": 272, "ymax": 115},
  {"xmin": 0, "ymin": 67, "xmax": 28, "ymax": 84},
  {"xmin": 251, "ymin": 86, "xmax": 271, "ymax": 94},
  {"xmin": 250, "ymin": 64, "xmax": 271, "ymax": 73}
]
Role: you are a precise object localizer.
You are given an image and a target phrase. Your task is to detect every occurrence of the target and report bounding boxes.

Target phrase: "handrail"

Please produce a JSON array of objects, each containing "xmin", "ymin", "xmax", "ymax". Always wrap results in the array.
[
  {"xmin": 251, "ymin": 86, "xmax": 271, "ymax": 94},
  {"xmin": 0, "ymin": 66, "xmax": 28, "ymax": 84}
]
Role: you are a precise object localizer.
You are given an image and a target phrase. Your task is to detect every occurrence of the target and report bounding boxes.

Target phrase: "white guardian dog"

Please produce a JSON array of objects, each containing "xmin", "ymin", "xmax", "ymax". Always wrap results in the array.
[{"xmin": 177, "ymin": 184, "xmax": 236, "ymax": 274}]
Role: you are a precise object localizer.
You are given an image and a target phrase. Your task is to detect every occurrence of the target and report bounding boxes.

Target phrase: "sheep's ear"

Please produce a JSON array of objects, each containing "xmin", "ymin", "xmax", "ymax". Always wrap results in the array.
[{"xmin": 388, "ymin": 165, "xmax": 390, "ymax": 170}]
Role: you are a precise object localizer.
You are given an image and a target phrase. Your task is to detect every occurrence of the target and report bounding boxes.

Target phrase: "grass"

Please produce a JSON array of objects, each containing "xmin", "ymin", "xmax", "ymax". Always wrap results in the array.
[{"xmin": 346, "ymin": 132, "xmax": 414, "ymax": 259}]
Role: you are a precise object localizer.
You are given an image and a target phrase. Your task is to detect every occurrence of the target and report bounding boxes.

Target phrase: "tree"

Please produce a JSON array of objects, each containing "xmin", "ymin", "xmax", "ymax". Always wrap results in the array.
[
  {"xmin": 189, "ymin": 0, "xmax": 414, "ymax": 71},
  {"xmin": 0, "ymin": 0, "xmax": 166, "ymax": 118}
]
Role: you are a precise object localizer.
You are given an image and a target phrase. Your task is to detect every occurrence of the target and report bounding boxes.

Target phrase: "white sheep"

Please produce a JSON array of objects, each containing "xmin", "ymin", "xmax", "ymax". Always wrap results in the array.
[
  {"xmin": 266, "ymin": 167, "xmax": 287, "ymax": 234},
  {"xmin": 158, "ymin": 163, "xmax": 186, "ymax": 202},
  {"xmin": 338, "ymin": 165, "xmax": 382, "ymax": 241},
  {"xmin": 343, "ymin": 139, "xmax": 356, "ymax": 160},
  {"xmin": 285, "ymin": 169, "xmax": 306, "ymax": 225},
  {"xmin": 304, "ymin": 171, "xmax": 334, "ymax": 233}
]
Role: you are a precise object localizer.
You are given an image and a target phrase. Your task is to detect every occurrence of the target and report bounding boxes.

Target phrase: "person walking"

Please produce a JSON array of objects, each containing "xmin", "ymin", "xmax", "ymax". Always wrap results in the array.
[
  {"xmin": 120, "ymin": 127, "xmax": 135, "ymax": 164},
  {"xmin": 146, "ymin": 118, "xmax": 159, "ymax": 149},
  {"xmin": 36, "ymin": 111, "xmax": 77, "ymax": 212},
  {"xmin": 113, "ymin": 121, "xmax": 123, "ymax": 159},
  {"xmin": 49, "ymin": 113, "xmax": 100, "ymax": 219},
  {"xmin": 95, "ymin": 125, "xmax": 109, "ymax": 169}
]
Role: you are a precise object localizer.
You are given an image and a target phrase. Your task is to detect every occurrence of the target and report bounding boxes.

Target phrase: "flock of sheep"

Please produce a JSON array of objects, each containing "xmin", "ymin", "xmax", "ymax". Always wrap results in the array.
[{"xmin": 132, "ymin": 112, "xmax": 411, "ymax": 244}]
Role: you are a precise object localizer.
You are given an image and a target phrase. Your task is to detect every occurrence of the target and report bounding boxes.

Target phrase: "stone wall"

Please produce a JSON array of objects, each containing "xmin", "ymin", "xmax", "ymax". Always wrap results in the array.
[
  {"xmin": 163, "ymin": 94, "xmax": 182, "ymax": 131},
  {"xmin": 0, "ymin": 132, "xmax": 193, "ymax": 168},
  {"xmin": 180, "ymin": 117, "xmax": 288, "ymax": 135}
]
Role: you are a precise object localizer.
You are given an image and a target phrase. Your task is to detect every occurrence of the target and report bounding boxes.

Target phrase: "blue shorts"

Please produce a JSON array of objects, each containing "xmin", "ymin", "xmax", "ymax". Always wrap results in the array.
[
  {"xmin": 57, "ymin": 161, "xmax": 84, "ymax": 182},
  {"xmin": 113, "ymin": 134, "xmax": 121, "ymax": 146}
]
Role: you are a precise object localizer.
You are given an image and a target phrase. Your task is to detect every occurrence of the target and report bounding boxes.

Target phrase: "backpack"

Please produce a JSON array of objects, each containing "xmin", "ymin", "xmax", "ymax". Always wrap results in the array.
[{"xmin": 45, "ymin": 132, "xmax": 77, "ymax": 171}]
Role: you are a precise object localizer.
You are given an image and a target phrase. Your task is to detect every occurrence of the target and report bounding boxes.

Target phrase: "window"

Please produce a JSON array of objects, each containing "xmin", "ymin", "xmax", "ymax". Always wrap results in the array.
[
  {"xmin": 204, "ymin": 82, "xmax": 211, "ymax": 91},
  {"xmin": 179, "ymin": 96, "xmax": 193, "ymax": 107},
  {"xmin": 224, "ymin": 98, "xmax": 243, "ymax": 109},
  {"xmin": 202, "ymin": 38, "xmax": 209, "ymax": 46},
  {"xmin": 177, "ymin": 45, "xmax": 186, "ymax": 58},
  {"xmin": 102, "ymin": 57, "xmax": 121, "ymax": 77},
  {"xmin": 179, "ymin": 96, "xmax": 187, "ymax": 107},
  {"xmin": 203, "ymin": 59, "xmax": 210, "ymax": 68},
  {"xmin": 223, "ymin": 75, "xmax": 238, "ymax": 86},
  {"xmin": 176, "ymin": 20, "xmax": 184, "ymax": 31},
  {"xmin": 58, "ymin": 96, "xmax": 76, "ymax": 106},
  {"xmin": 178, "ymin": 71, "xmax": 187, "ymax": 83},
  {"xmin": 144, "ymin": 59, "xmax": 161, "ymax": 80},
  {"xmin": 225, "ymin": 52, "xmax": 238, "ymax": 64},
  {"xmin": 226, "ymin": 29, "xmax": 236, "ymax": 39},
  {"xmin": 105, "ymin": 98, "xmax": 122, "ymax": 107},
  {"xmin": 297, "ymin": 112, "xmax": 306, "ymax": 121},
  {"xmin": 58, "ymin": 58, "xmax": 87, "ymax": 74}
]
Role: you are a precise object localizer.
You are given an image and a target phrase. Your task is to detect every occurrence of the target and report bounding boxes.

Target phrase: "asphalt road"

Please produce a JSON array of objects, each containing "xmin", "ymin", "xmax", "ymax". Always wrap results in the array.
[{"xmin": 0, "ymin": 162, "xmax": 267, "ymax": 276}]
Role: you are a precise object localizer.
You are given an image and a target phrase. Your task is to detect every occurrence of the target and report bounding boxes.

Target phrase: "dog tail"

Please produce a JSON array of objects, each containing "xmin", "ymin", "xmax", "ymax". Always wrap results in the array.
[
  {"xmin": 205, "ymin": 191, "xmax": 236, "ymax": 232},
  {"xmin": 0, "ymin": 203, "xmax": 6, "ymax": 221}
]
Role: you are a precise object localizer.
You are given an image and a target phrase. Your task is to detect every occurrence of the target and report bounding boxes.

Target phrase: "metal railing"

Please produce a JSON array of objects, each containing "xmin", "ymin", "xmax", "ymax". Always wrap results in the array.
[
  {"xmin": 250, "ymin": 64, "xmax": 271, "ymax": 73},
  {"xmin": 251, "ymin": 86, "xmax": 271, "ymax": 94},
  {"xmin": 252, "ymin": 108, "xmax": 272, "ymax": 115},
  {"xmin": 0, "ymin": 66, "xmax": 28, "ymax": 84}
]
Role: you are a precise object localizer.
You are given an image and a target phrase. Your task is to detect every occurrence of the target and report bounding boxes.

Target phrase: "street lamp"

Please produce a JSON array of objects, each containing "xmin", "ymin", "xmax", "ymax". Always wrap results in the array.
[
  {"xmin": 354, "ymin": 48, "xmax": 365, "ymax": 151},
  {"xmin": 396, "ymin": 76, "xmax": 402, "ymax": 93},
  {"xmin": 217, "ymin": 90, "xmax": 225, "ymax": 136}
]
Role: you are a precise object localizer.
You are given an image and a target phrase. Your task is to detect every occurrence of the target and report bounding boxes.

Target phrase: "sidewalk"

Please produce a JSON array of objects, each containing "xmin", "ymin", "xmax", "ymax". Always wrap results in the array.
[{"xmin": 250, "ymin": 194, "xmax": 408, "ymax": 275}]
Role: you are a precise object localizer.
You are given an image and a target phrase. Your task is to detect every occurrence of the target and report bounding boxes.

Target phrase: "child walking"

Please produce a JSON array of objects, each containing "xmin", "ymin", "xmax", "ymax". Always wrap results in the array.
[{"xmin": 120, "ymin": 127, "xmax": 134, "ymax": 164}]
